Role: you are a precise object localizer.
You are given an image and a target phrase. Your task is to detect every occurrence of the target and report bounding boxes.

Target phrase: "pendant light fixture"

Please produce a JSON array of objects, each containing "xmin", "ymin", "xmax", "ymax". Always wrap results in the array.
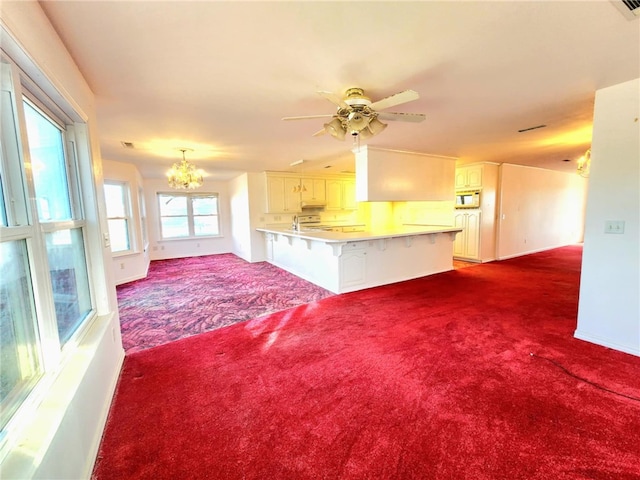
[
  {"xmin": 167, "ymin": 148, "xmax": 204, "ymax": 189},
  {"xmin": 577, "ymin": 148, "xmax": 591, "ymax": 178}
]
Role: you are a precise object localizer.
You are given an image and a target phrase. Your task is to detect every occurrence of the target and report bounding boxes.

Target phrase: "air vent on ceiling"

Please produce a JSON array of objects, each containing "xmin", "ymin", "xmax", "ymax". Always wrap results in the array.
[
  {"xmin": 121, "ymin": 141, "xmax": 135, "ymax": 149},
  {"xmin": 518, "ymin": 124, "xmax": 546, "ymax": 133},
  {"xmin": 612, "ymin": 0, "xmax": 640, "ymax": 19}
]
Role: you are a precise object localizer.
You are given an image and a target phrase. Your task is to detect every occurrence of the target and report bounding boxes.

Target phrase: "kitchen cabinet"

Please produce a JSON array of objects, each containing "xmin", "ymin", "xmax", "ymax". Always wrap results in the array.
[
  {"xmin": 266, "ymin": 175, "xmax": 301, "ymax": 213},
  {"xmin": 339, "ymin": 243, "xmax": 367, "ymax": 290},
  {"xmin": 301, "ymin": 178, "xmax": 326, "ymax": 202},
  {"xmin": 257, "ymin": 226, "xmax": 459, "ymax": 294},
  {"xmin": 339, "ymin": 225, "xmax": 366, "ymax": 233},
  {"xmin": 454, "ymin": 211, "xmax": 480, "ymax": 260},
  {"xmin": 455, "ymin": 165, "xmax": 483, "ymax": 190},
  {"xmin": 326, "ymin": 179, "xmax": 356, "ymax": 211}
]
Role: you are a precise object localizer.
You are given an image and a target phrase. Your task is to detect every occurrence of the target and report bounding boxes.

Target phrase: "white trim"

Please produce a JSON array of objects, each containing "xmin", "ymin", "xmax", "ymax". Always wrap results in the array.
[{"xmin": 574, "ymin": 329, "xmax": 640, "ymax": 357}]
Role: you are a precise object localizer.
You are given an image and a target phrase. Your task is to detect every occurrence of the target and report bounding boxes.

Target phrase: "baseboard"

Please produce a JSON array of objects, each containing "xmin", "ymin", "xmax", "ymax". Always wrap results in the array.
[
  {"xmin": 497, "ymin": 243, "xmax": 574, "ymax": 261},
  {"xmin": 116, "ymin": 272, "xmax": 147, "ymax": 286},
  {"xmin": 574, "ymin": 329, "xmax": 640, "ymax": 357}
]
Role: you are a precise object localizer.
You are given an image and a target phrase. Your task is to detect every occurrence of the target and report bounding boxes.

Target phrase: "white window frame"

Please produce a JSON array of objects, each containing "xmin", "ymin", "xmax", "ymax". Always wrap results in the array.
[
  {"xmin": 157, "ymin": 192, "xmax": 221, "ymax": 240},
  {"xmin": 0, "ymin": 53, "xmax": 98, "ymax": 456},
  {"xmin": 138, "ymin": 186, "xmax": 148, "ymax": 251},
  {"xmin": 104, "ymin": 180, "xmax": 134, "ymax": 256}
]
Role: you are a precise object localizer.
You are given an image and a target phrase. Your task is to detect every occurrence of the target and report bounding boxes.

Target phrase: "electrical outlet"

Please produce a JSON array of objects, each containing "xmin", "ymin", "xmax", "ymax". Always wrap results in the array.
[
  {"xmin": 120, "ymin": 263, "xmax": 125, "ymax": 270},
  {"xmin": 604, "ymin": 220, "xmax": 625, "ymax": 234}
]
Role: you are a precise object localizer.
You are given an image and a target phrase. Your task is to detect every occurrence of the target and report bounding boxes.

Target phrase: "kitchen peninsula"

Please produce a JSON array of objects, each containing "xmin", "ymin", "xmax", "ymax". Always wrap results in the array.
[{"xmin": 257, "ymin": 225, "xmax": 462, "ymax": 294}]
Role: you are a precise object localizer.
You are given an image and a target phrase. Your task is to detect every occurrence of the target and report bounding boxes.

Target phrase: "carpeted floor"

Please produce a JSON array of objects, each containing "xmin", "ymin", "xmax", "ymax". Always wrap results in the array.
[
  {"xmin": 94, "ymin": 246, "xmax": 640, "ymax": 479},
  {"xmin": 116, "ymin": 254, "xmax": 334, "ymax": 353}
]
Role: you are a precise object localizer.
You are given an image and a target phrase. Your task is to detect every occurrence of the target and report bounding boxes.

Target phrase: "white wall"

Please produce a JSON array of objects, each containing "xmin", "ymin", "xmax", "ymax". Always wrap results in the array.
[
  {"xmin": 497, "ymin": 164, "xmax": 588, "ymax": 259},
  {"xmin": 229, "ymin": 173, "xmax": 252, "ymax": 261},
  {"xmin": 103, "ymin": 160, "xmax": 150, "ymax": 285},
  {"xmin": 144, "ymin": 178, "xmax": 234, "ymax": 260},
  {"xmin": 575, "ymin": 78, "xmax": 640, "ymax": 356},
  {"xmin": 0, "ymin": 2, "xmax": 124, "ymax": 478}
]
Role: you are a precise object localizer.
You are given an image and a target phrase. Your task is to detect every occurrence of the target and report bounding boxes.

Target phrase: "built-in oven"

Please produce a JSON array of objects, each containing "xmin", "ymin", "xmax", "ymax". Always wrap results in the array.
[{"xmin": 455, "ymin": 190, "xmax": 481, "ymax": 209}]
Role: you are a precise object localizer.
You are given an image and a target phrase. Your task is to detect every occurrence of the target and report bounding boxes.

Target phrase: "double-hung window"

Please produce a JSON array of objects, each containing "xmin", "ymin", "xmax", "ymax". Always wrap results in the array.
[
  {"xmin": 104, "ymin": 181, "xmax": 133, "ymax": 254},
  {"xmin": 0, "ymin": 56, "xmax": 95, "ymax": 434},
  {"xmin": 158, "ymin": 193, "xmax": 220, "ymax": 239}
]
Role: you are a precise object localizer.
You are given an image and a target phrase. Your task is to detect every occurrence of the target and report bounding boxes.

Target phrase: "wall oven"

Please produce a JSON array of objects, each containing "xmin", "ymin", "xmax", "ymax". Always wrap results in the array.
[{"xmin": 455, "ymin": 190, "xmax": 481, "ymax": 209}]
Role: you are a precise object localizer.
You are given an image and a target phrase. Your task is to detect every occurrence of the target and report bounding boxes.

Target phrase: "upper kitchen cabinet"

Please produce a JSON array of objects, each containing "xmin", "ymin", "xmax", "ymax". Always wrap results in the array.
[
  {"xmin": 355, "ymin": 146, "xmax": 456, "ymax": 202},
  {"xmin": 264, "ymin": 173, "xmax": 353, "ymax": 213},
  {"xmin": 326, "ymin": 178, "xmax": 356, "ymax": 211},
  {"xmin": 301, "ymin": 178, "xmax": 326, "ymax": 203},
  {"xmin": 455, "ymin": 165, "xmax": 483, "ymax": 189},
  {"xmin": 265, "ymin": 175, "xmax": 302, "ymax": 213}
]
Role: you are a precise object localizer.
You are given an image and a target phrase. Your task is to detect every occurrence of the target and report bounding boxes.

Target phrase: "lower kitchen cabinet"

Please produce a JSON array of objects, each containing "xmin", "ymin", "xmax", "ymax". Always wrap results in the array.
[
  {"xmin": 454, "ymin": 210, "xmax": 480, "ymax": 260},
  {"xmin": 258, "ymin": 227, "xmax": 458, "ymax": 294},
  {"xmin": 339, "ymin": 243, "xmax": 367, "ymax": 290}
]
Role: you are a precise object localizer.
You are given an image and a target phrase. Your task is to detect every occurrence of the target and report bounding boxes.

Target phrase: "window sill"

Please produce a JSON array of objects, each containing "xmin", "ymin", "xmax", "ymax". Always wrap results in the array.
[
  {"xmin": 158, "ymin": 235, "xmax": 223, "ymax": 242},
  {"xmin": 111, "ymin": 250, "xmax": 139, "ymax": 258}
]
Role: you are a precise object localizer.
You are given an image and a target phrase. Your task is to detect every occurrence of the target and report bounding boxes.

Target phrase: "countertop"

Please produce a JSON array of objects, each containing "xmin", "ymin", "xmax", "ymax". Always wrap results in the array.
[{"xmin": 256, "ymin": 224, "xmax": 462, "ymax": 244}]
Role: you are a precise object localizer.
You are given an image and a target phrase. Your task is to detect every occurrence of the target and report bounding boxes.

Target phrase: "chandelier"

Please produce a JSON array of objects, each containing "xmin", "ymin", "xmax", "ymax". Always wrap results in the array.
[{"xmin": 167, "ymin": 148, "xmax": 204, "ymax": 189}]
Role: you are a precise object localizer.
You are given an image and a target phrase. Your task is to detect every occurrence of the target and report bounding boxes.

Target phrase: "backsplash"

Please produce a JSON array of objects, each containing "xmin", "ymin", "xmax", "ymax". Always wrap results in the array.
[{"xmin": 258, "ymin": 201, "xmax": 454, "ymax": 229}]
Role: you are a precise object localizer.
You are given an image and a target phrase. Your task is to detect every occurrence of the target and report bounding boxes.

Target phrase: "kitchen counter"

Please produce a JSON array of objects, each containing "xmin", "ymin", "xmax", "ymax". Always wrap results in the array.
[
  {"xmin": 257, "ymin": 225, "xmax": 462, "ymax": 294},
  {"xmin": 256, "ymin": 224, "xmax": 460, "ymax": 243}
]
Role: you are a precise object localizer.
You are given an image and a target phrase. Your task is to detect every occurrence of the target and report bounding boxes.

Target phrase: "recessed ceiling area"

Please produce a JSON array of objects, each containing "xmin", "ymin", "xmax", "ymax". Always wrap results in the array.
[{"xmin": 38, "ymin": 1, "xmax": 640, "ymax": 180}]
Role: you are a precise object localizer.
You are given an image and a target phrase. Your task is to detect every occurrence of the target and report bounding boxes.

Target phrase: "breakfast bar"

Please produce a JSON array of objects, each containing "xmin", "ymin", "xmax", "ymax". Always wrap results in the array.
[{"xmin": 256, "ymin": 225, "xmax": 462, "ymax": 294}]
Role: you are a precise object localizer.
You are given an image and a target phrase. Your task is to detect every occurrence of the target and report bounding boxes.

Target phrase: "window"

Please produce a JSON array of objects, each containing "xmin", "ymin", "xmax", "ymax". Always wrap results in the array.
[
  {"xmin": 0, "ymin": 57, "xmax": 95, "ymax": 433},
  {"xmin": 0, "ymin": 241, "xmax": 42, "ymax": 430},
  {"xmin": 24, "ymin": 100, "xmax": 92, "ymax": 345},
  {"xmin": 104, "ymin": 182, "xmax": 132, "ymax": 253},
  {"xmin": 158, "ymin": 193, "xmax": 220, "ymax": 239}
]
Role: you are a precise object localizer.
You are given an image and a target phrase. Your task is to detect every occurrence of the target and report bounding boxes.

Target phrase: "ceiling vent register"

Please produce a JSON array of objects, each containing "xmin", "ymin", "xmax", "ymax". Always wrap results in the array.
[{"xmin": 615, "ymin": 0, "xmax": 640, "ymax": 19}]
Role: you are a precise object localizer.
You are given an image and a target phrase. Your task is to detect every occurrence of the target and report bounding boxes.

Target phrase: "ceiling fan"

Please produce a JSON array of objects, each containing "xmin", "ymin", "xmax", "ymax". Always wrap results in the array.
[{"xmin": 282, "ymin": 87, "xmax": 426, "ymax": 141}]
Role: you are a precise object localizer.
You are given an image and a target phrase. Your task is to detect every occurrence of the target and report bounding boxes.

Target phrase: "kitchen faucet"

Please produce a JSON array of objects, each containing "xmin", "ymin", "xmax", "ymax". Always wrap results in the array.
[{"xmin": 292, "ymin": 215, "xmax": 299, "ymax": 231}]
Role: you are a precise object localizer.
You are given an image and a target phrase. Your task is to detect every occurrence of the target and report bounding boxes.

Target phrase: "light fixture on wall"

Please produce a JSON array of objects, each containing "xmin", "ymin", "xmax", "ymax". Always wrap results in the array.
[
  {"xmin": 577, "ymin": 148, "xmax": 591, "ymax": 178},
  {"xmin": 290, "ymin": 159, "xmax": 307, "ymax": 193},
  {"xmin": 167, "ymin": 148, "xmax": 204, "ymax": 189}
]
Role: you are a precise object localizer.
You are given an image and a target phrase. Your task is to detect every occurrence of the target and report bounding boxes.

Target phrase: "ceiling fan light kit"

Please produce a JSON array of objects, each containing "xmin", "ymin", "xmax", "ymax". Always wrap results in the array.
[{"xmin": 284, "ymin": 87, "xmax": 425, "ymax": 141}]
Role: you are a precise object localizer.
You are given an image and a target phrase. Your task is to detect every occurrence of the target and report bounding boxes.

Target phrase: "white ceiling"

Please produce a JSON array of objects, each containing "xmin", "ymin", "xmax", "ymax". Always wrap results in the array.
[{"xmin": 39, "ymin": 1, "xmax": 639, "ymax": 180}]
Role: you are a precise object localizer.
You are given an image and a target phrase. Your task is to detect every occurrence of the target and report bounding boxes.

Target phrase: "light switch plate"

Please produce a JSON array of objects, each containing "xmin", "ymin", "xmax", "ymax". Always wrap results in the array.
[{"xmin": 604, "ymin": 220, "xmax": 625, "ymax": 234}]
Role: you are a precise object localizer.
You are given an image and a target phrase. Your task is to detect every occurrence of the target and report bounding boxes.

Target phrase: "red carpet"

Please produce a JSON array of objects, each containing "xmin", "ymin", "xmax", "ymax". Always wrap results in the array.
[{"xmin": 93, "ymin": 246, "xmax": 640, "ymax": 479}]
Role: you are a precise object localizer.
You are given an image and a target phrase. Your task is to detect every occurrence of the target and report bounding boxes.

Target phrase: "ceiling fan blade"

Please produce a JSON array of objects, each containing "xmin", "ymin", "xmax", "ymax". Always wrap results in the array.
[
  {"xmin": 370, "ymin": 89, "xmax": 420, "ymax": 111},
  {"xmin": 282, "ymin": 114, "xmax": 335, "ymax": 121},
  {"xmin": 312, "ymin": 128, "xmax": 327, "ymax": 137},
  {"xmin": 377, "ymin": 112, "xmax": 426, "ymax": 123},
  {"xmin": 317, "ymin": 91, "xmax": 349, "ymax": 109}
]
